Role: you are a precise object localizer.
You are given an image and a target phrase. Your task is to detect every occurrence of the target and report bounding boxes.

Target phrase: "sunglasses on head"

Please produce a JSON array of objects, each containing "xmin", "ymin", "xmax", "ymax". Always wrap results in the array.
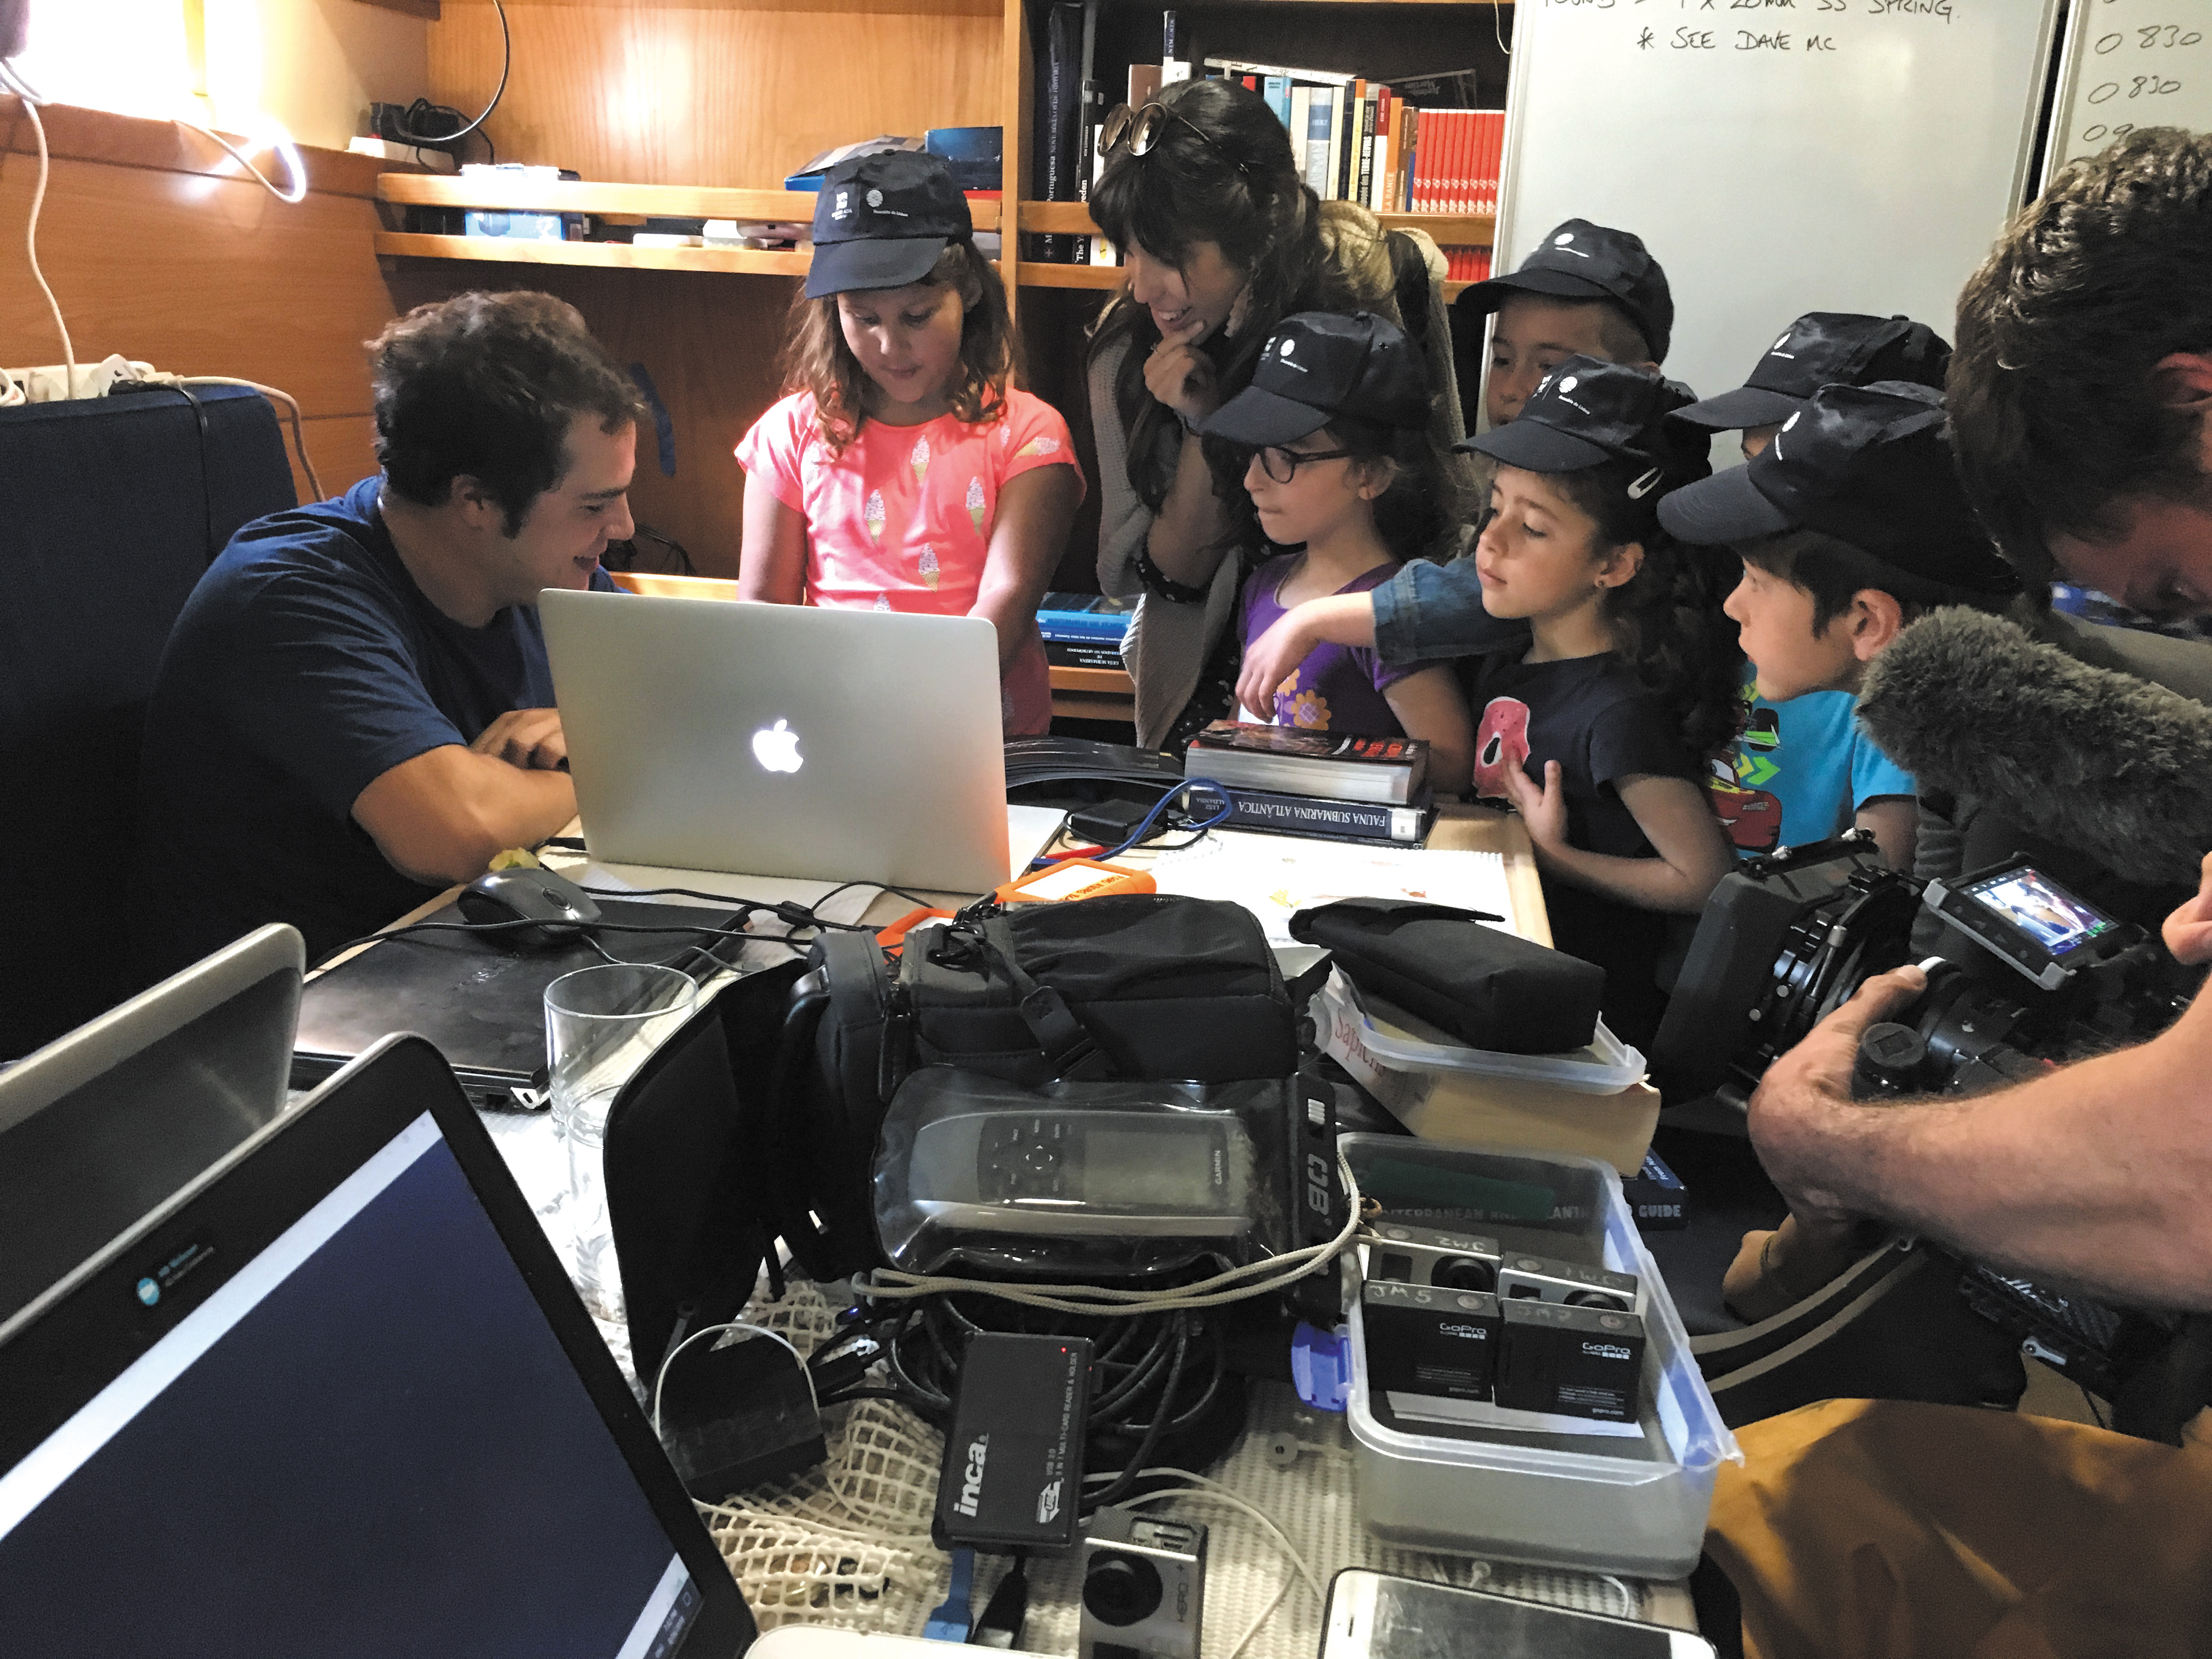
[{"xmin": 1097, "ymin": 101, "xmax": 1252, "ymax": 176}]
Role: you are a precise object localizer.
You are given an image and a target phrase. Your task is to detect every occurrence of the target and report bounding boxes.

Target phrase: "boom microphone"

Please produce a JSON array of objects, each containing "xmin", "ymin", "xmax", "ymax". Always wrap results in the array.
[{"xmin": 1856, "ymin": 607, "xmax": 2212, "ymax": 889}]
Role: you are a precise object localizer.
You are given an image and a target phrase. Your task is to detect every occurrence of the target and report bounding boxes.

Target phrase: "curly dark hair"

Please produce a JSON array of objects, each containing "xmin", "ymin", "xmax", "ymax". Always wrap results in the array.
[
  {"xmin": 1951, "ymin": 127, "xmax": 2212, "ymax": 581},
  {"xmin": 1554, "ymin": 446, "xmax": 1745, "ymax": 763},
  {"xmin": 1085, "ymin": 80, "xmax": 1379, "ymax": 534},
  {"xmin": 779, "ymin": 241, "xmax": 1015, "ymax": 458},
  {"xmin": 370, "ymin": 290, "xmax": 646, "ymax": 535}
]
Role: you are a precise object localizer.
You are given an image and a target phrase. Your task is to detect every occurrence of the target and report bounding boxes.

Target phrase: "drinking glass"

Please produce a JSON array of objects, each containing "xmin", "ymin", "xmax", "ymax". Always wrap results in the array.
[{"xmin": 543, "ymin": 962, "xmax": 697, "ymax": 1321}]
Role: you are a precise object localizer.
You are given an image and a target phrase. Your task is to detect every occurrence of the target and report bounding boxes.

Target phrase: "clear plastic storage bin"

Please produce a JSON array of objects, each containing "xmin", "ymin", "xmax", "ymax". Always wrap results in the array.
[
  {"xmin": 1317, "ymin": 969, "xmax": 1659, "ymax": 1175},
  {"xmin": 1341, "ymin": 1135, "xmax": 1739, "ymax": 1578}
]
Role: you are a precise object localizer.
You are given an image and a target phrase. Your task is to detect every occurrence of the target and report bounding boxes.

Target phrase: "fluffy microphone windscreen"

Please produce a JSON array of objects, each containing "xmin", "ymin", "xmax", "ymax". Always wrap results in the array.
[{"xmin": 1857, "ymin": 607, "xmax": 2212, "ymax": 889}]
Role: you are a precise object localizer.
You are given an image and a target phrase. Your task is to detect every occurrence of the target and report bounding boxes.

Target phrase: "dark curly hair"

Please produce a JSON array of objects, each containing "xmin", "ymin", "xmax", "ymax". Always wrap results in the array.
[
  {"xmin": 1085, "ymin": 80, "xmax": 1374, "ymax": 533},
  {"xmin": 1553, "ymin": 446, "xmax": 1746, "ymax": 763},
  {"xmin": 370, "ymin": 290, "xmax": 646, "ymax": 535},
  {"xmin": 1951, "ymin": 127, "xmax": 2212, "ymax": 581}
]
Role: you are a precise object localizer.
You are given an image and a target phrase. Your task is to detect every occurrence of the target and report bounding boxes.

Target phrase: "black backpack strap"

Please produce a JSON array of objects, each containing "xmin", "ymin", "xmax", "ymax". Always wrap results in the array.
[{"xmin": 973, "ymin": 915, "xmax": 1121, "ymax": 1080}]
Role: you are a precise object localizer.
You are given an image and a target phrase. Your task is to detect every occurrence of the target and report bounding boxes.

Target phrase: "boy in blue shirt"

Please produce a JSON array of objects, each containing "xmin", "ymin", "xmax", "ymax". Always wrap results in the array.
[{"xmin": 1670, "ymin": 313, "xmax": 1953, "ymax": 867}]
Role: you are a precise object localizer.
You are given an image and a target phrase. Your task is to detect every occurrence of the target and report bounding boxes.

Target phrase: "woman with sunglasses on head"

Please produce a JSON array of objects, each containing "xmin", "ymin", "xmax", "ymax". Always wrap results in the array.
[
  {"xmin": 1085, "ymin": 77, "xmax": 1473, "ymax": 753},
  {"xmin": 1200, "ymin": 311, "xmax": 1472, "ymax": 785}
]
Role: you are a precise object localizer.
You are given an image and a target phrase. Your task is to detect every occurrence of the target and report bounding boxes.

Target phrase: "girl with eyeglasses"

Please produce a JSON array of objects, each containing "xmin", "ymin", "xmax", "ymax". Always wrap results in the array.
[
  {"xmin": 1197, "ymin": 312, "xmax": 1472, "ymax": 786},
  {"xmin": 1084, "ymin": 77, "xmax": 1474, "ymax": 754}
]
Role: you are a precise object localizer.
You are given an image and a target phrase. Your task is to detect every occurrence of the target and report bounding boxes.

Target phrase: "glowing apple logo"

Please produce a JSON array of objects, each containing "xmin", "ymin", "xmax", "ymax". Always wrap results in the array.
[{"xmin": 751, "ymin": 719, "xmax": 803, "ymax": 774}]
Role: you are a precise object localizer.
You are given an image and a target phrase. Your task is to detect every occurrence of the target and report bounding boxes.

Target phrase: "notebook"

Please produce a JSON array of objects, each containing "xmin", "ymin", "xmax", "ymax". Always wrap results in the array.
[
  {"xmin": 541, "ymin": 591, "xmax": 1016, "ymax": 895},
  {"xmin": 290, "ymin": 896, "xmax": 752, "ymax": 1109},
  {"xmin": 0, "ymin": 1034, "xmax": 757, "ymax": 1658},
  {"xmin": 0, "ymin": 924, "xmax": 302, "ymax": 1323}
]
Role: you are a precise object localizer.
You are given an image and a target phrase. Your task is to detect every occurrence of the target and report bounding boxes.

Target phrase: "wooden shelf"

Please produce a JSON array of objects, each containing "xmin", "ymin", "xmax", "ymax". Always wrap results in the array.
[
  {"xmin": 1018, "ymin": 262, "xmax": 1131, "ymax": 290},
  {"xmin": 1049, "ymin": 664, "xmax": 1136, "ymax": 695},
  {"xmin": 1020, "ymin": 199, "xmax": 1492, "ymax": 243},
  {"xmin": 374, "ymin": 232, "xmax": 814, "ymax": 277},
  {"xmin": 378, "ymin": 174, "xmax": 1002, "ymax": 232}
]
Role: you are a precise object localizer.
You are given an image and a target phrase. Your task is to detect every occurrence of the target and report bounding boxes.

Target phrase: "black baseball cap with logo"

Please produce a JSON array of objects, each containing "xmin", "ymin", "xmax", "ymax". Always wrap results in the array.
[
  {"xmin": 1452, "ymin": 218, "xmax": 1674, "ymax": 364},
  {"xmin": 1461, "ymin": 354, "xmax": 1706, "ymax": 501},
  {"xmin": 1199, "ymin": 311, "xmax": 1431, "ymax": 446},
  {"xmin": 805, "ymin": 150, "xmax": 974, "ymax": 300},
  {"xmin": 1673, "ymin": 313, "xmax": 1951, "ymax": 433},
  {"xmin": 1658, "ymin": 381, "xmax": 2019, "ymax": 594}
]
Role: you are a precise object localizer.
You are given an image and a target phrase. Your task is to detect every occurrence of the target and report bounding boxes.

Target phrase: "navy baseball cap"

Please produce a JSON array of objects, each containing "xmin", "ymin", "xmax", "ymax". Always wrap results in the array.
[
  {"xmin": 1462, "ymin": 354, "xmax": 1705, "ymax": 493},
  {"xmin": 1200, "ymin": 311, "xmax": 1431, "ymax": 446},
  {"xmin": 806, "ymin": 150, "xmax": 973, "ymax": 299},
  {"xmin": 1658, "ymin": 381, "xmax": 2019, "ymax": 593},
  {"xmin": 1673, "ymin": 313, "xmax": 1951, "ymax": 433},
  {"xmin": 1453, "ymin": 219, "xmax": 1674, "ymax": 364}
]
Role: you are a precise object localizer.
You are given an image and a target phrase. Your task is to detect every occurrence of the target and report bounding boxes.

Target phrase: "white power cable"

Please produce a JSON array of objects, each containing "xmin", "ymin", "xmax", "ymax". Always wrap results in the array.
[
  {"xmin": 651, "ymin": 1319, "xmax": 816, "ymax": 1437},
  {"xmin": 180, "ymin": 376, "xmax": 322, "ymax": 498},
  {"xmin": 2, "ymin": 76, "xmax": 78, "ymax": 401},
  {"xmin": 860, "ymin": 1156, "xmax": 1363, "ymax": 1318},
  {"xmin": 174, "ymin": 118, "xmax": 306, "ymax": 205}
]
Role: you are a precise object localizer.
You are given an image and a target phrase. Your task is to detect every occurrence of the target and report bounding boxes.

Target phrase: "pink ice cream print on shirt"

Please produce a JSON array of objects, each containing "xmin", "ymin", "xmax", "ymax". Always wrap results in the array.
[
  {"xmin": 1472, "ymin": 697, "xmax": 1532, "ymax": 799},
  {"xmin": 910, "ymin": 434, "xmax": 931, "ymax": 485},
  {"xmin": 966, "ymin": 477, "xmax": 986, "ymax": 534}
]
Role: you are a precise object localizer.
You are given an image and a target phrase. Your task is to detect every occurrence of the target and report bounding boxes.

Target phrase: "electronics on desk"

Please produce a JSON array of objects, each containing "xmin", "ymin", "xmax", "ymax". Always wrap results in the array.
[
  {"xmin": 1078, "ymin": 1505, "xmax": 1207, "ymax": 1659},
  {"xmin": 932, "ymin": 1332, "xmax": 1092, "ymax": 1551},
  {"xmin": 0, "ymin": 1035, "xmax": 757, "ymax": 1656},
  {"xmin": 906, "ymin": 1108, "xmax": 1253, "ymax": 1239},
  {"xmin": 1321, "ymin": 1568, "xmax": 1715, "ymax": 1659},
  {"xmin": 1337, "ymin": 1134, "xmax": 1733, "ymax": 1578}
]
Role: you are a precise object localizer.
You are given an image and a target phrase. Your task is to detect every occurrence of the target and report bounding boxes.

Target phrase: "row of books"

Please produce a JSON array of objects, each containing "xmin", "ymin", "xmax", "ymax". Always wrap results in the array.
[
  {"xmin": 1206, "ymin": 62, "xmax": 1506, "ymax": 221},
  {"xmin": 1183, "ymin": 722, "xmax": 1435, "ymax": 847},
  {"xmin": 1037, "ymin": 590, "xmax": 1134, "ymax": 670}
]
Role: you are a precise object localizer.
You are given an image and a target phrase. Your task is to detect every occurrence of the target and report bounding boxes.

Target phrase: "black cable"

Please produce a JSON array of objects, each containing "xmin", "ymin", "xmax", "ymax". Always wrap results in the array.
[
  {"xmin": 313, "ymin": 915, "xmax": 766, "ymax": 970},
  {"xmin": 584, "ymin": 933, "xmax": 623, "ymax": 966},
  {"xmin": 392, "ymin": 0, "xmax": 510, "ymax": 148}
]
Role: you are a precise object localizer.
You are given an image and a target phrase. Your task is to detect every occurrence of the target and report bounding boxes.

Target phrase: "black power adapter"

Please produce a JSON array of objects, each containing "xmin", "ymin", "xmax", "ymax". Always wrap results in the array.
[
  {"xmin": 933, "ymin": 1332, "xmax": 1093, "ymax": 1550},
  {"xmin": 658, "ymin": 1329, "xmax": 827, "ymax": 1499}
]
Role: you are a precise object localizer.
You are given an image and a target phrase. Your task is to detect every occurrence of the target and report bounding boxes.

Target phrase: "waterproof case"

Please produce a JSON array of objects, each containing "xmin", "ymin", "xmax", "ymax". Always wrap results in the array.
[{"xmin": 873, "ymin": 1068, "xmax": 1295, "ymax": 1281}]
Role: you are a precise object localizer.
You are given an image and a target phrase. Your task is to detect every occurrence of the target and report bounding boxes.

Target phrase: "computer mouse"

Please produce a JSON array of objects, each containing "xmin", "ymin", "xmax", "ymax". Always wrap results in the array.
[{"xmin": 456, "ymin": 866, "xmax": 604, "ymax": 949}]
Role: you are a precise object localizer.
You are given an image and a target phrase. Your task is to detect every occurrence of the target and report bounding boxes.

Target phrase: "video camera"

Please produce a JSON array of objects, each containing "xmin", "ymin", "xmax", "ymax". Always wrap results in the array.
[{"xmin": 1652, "ymin": 836, "xmax": 2195, "ymax": 1110}]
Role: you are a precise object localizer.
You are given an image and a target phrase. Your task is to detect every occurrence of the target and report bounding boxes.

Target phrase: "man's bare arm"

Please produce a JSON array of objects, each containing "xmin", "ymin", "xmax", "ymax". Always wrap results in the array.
[
  {"xmin": 353, "ymin": 741, "xmax": 578, "ymax": 887},
  {"xmin": 1748, "ymin": 963, "xmax": 2212, "ymax": 1311}
]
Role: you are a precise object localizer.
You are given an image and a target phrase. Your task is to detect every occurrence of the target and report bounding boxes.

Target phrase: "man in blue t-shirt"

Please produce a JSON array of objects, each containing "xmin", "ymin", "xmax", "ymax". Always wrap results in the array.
[{"xmin": 137, "ymin": 291, "xmax": 646, "ymax": 977}]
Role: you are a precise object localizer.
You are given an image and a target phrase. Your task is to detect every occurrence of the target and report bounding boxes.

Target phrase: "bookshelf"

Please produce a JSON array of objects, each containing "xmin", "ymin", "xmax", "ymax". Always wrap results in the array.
[{"xmin": 391, "ymin": 0, "xmax": 1510, "ymax": 606}]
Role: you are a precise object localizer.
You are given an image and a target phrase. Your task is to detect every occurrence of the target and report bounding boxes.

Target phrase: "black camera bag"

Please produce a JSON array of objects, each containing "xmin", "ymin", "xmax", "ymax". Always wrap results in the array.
[
  {"xmin": 766, "ymin": 894, "xmax": 1302, "ymax": 1281},
  {"xmin": 1288, "ymin": 897, "xmax": 1604, "ymax": 1054}
]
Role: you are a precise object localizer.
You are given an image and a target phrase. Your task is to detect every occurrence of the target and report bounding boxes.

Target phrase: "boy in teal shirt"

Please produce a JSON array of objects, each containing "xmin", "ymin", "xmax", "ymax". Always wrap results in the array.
[{"xmin": 1670, "ymin": 313, "xmax": 1953, "ymax": 867}]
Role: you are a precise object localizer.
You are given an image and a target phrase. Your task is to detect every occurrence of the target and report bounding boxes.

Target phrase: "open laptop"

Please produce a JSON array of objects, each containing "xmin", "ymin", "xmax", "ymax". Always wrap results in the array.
[
  {"xmin": 0, "ymin": 1032, "xmax": 757, "ymax": 1657},
  {"xmin": 543, "ymin": 591, "xmax": 1013, "ymax": 894},
  {"xmin": 0, "ymin": 924, "xmax": 301, "ymax": 1324}
]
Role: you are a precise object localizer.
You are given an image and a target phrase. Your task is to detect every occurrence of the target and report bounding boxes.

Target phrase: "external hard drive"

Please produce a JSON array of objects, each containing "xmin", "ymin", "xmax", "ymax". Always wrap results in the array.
[{"xmin": 933, "ymin": 1332, "xmax": 1093, "ymax": 1550}]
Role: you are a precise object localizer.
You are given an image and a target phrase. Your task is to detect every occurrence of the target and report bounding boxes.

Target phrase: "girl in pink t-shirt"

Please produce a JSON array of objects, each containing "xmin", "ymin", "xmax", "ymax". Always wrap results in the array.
[{"xmin": 735, "ymin": 151, "xmax": 1085, "ymax": 735}]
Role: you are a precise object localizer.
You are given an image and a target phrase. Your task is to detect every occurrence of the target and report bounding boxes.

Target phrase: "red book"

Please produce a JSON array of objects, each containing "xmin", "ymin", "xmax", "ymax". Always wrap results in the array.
[
  {"xmin": 1451, "ymin": 110, "xmax": 1472, "ymax": 215},
  {"xmin": 1483, "ymin": 110, "xmax": 1504, "ymax": 217}
]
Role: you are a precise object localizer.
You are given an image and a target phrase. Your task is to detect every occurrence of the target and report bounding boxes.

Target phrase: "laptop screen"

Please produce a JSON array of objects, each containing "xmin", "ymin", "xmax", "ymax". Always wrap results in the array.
[{"xmin": 0, "ymin": 1107, "xmax": 712, "ymax": 1657}]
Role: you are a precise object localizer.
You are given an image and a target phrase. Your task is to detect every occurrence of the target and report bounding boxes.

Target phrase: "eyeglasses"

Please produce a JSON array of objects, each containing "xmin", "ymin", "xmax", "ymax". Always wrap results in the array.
[
  {"xmin": 1097, "ymin": 101, "xmax": 1252, "ymax": 176},
  {"xmin": 1256, "ymin": 444, "xmax": 1357, "ymax": 483}
]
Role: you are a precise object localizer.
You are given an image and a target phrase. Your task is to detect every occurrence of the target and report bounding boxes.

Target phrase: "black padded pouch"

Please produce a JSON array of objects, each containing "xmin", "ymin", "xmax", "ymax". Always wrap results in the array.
[{"xmin": 1288, "ymin": 898, "xmax": 1603, "ymax": 1054}]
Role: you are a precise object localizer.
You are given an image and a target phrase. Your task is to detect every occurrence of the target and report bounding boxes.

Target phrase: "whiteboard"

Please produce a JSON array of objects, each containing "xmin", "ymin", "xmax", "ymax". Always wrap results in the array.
[
  {"xmin": 1493, "ymin": 3, "xmax": 2062, "ymax": 433},
  {"xmin": 2045, "ymin": 3, "xmax": 2212, "ymax": 187}
]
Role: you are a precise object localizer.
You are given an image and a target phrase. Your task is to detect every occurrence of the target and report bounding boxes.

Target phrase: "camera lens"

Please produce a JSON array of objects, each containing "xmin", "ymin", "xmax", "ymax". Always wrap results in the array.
[
  {"xmin": 1435, "ymin": 1256, "xmax": 1496, "ymax": 1293},
  {"xmin": 1083, "ymin": 1551, "xmax": 1163, "ymax": 1627},
  {"xmin": 1565, "ymin": 1289, "xmax": 1630, "ymax": 1311}
]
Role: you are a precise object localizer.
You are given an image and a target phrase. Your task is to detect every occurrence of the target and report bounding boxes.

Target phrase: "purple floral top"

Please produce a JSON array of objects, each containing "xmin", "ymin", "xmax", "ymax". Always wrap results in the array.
[{"xmin": 1238, "ymin": 556, "xmax": 1416, "ymax": 735}]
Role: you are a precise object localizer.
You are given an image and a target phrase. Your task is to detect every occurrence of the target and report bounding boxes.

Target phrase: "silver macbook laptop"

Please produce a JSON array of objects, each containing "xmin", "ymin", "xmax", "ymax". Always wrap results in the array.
[
  {"xmin": 0, "ymin": 924, "xmax": 301, "ymax": 1323},
  {"xmin": 543, "ymin": 591, "xmax": 1013, "ymax": 894}
]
